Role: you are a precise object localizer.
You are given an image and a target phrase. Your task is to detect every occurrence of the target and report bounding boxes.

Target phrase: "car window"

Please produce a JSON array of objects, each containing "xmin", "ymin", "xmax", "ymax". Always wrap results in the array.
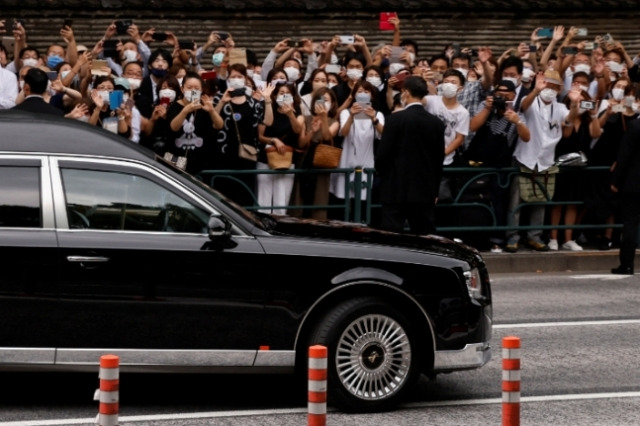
[
  {"xmin": 0, "ymin": 166, "xmax": 41, "ymax": 228},
  {"xmin": 61, "ymin": 168, "xmax": 209, "ymax": 233}
]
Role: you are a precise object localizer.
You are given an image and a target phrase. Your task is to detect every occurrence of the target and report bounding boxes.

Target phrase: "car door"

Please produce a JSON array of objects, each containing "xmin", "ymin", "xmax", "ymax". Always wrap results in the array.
[
  {"xmin": 51, "ymin": 157, "xmax": 267, "ymax": 366},
  {"xmin": 0, "ymin": 157, "xmax": 58, "ymax": 363}
]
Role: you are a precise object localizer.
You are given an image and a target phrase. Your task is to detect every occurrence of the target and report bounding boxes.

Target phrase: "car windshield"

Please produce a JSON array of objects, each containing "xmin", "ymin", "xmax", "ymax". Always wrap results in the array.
[{"xmin": 154, "ymin": 154, "xmax": 272, "ymax": 231}]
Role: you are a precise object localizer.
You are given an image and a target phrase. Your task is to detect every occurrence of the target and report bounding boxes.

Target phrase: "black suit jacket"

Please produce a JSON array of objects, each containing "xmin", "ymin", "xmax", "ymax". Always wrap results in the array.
[
  {"xmin": 612, "ymin": 118, "xmax": 640, "ymax": 193},
  {"xmin": 375, "ymin": 104, "xmax": 446, "ymax": 204},
  {"xmin": 12, "ymin": 96, "xmax": 64, "ymax": 117}
]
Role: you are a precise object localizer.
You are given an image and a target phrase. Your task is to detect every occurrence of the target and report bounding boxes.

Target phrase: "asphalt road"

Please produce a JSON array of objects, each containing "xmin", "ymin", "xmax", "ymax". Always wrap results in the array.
[{"xmin": 1, "ymin": 272, "xmax": 639, "ymax": 426}]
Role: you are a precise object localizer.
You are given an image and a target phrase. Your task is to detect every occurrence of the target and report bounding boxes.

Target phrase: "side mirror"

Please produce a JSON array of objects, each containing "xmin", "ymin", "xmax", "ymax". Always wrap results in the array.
[{"xmin": 208, "ymin": 214, "xmax": 231, "ymax": 240}]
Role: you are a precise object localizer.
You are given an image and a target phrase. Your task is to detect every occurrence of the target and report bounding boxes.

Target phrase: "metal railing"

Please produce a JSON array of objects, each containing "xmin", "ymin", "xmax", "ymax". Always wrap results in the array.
[{"xmin": 198, "ymin": 165, "xmax": 622, "ymax": 236}]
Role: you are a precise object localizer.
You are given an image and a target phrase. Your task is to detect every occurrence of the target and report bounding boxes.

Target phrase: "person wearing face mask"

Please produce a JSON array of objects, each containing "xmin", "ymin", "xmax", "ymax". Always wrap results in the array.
[
  {"xmin": 584, "ymin": 77, "xmax": 638, "ymax": 251},
  {"xmin": 547, "ymin": 88, "xmax": 602, "ymax": 252},
  {"xmin": 99, "ymin": 22, "xmax": 151, "ymax": 77},
  {"xmin": 299, "ymin": 68, "xmax": 329, "ymax": 116},
  {"xmin": 363, "ymin": 64, "xmax": 390, "ymax": 117},
  {"xmin": 165, "ymin": 72, "xmax": 223, "ymax": 176},
  {"xmin": 329, "ymin": 80, "xmax": 384, "ymax": 220},
  {"xmin": 141, "ymin": 74, "xmax": 182, "ymax": 154},
  {"xmin": 137, "ymin": 49, "xmax": 173, "ymax": 123},
  {"xmin": 503, "ymin": 69, "xmax": 581, "ymax": 253},
  {"xmin": 213, "ymin": 63, "xmax": 269, "ymax": 207},
  {"xmin": 559, "ymin": 52, "xmax": 601, "ymax": 101},
  {"xmin": 498, "ymin": 56, "xmax": 530, "ymax": 114},
  {"xmin": 333, "ymin": 53, "xmax": 367, "ymax": 115},
  {"xmin": 375, "ymin": 76, "xmax": 445, "ymax": 235}
]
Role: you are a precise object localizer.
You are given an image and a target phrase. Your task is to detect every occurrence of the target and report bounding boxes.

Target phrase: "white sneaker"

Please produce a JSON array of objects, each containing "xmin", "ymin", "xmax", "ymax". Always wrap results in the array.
[
  {"xmin": 562, "ymin": 240, "xmax": 583, "ymax": 251},
  {"xmin": 548, "ymin": 239, "xmax": 558, "ymax": 251}
]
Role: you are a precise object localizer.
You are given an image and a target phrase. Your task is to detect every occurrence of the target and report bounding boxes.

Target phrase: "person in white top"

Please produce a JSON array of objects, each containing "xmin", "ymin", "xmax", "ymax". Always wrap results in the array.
[
  {"xmin": 504, "ymin": 69, "xmax": 581, "ymax": 252},
  {"xmin": 0, "ymin": 65, "xmax": 18, "ymax": 109}
]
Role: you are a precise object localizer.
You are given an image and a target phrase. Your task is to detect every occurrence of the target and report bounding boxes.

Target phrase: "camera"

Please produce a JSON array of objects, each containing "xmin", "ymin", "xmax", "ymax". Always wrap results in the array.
[
  {"xmin": 216, "ymin": 32, "xmax": 229, "ymax": 41},
  {"xmin": 493, "ymin": 96, "xmax": 506, "ymax": 111},
  {"xmin": 579, "ymin": 100, "xmax": 595, "ymax": 110},
  {"xmin": 151, "ymin": 32, "xmax": 168, "ymax": 42}
]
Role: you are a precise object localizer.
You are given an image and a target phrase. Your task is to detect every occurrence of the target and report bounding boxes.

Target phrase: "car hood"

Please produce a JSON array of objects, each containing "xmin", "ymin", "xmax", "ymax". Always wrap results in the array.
[{"xmin": 265, "ymin": 215, "xmax": 483, "ymax": 266}]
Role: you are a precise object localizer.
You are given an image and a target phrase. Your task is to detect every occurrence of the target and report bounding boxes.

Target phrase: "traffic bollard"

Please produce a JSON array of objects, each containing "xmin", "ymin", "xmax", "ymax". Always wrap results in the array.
[
  {"xmin": 94, "ymin": 354, "xmax": 120, "ymax": 426},
  {"xmin": 502, "ymin": 336, "xmax": 521, "ymax": 426},
  {"xmin": 308, "ymin": 345, "xmax": 327, "ymax": 426}
]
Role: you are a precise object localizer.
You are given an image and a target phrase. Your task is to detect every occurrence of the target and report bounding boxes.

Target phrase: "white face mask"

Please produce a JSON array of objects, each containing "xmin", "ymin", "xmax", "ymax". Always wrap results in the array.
[
  {"xmin": 284, "ymin": 67, "xmax": 300, "ymax": 82},
  {"xmin": 366, "ymin": 76, "xmax": 382, "ymax": 88},
  {"xmin": 127, "ymin": 78, "xmax": 141, "ymax": 90},
  {"xmin": 388, "ymin": 63, "xmax": 405, "ymax": 77},
  {"xmin": 271, "ymin": 78, "xmax": 287, "ymax": 86},
  {"xmin": 228, "ymin": 77, "xmax": 245, "ymax": 89},
  {"xmin": 61, "ymin": 70, "xmax": 71, "ymax": 80},
  {"xmin": 159, "ymin": 88, "xmax": 176, "ymax": 102},
  {"xmin": 245, "ymin": 87, "xmax": 253, "ymax": 97},
  {"xmin": 177, "ymin": 78, "xmax": 183, "ymax": 86},
  {"xmin": 408, "ymin": 52, "xmax": 416, "ymax": 63},
  {"xmin": 324, "ymin": 101, "xmax": 332, "ymax": 111},
  {"xmin": 346, "ymin": 68, "xmax": 363, "ymax": 80},
  {"xmin": 611, "ymin": 88, "xmax": 625, "ymax": 101},
  {"xmin": 573, "ymin": 63, "xmax": 591, "ymax": 75},
  {"xmin": 355, "ymin": 92, "xmax": 371, "ymax": 103},
  {"xmin": 330, "ymin": 54, "xmax": 339, "ymax": 65},
  {"xmin": 22, "ymin": 58, "xmax": 38, "ymax": 67},
  {"xmin": 633, "ymin": 102, "xmax": 639, "ymax": 112},
  {"xmin": 454, "ymin": 68, "xmax": 468, "ymax": 78},
  {"xmin": 246, "ymin": 69, "xmax": 254, "ymax": 78},
  {"xmin": 577, "ymin": 84, "xmax": 589, "ymax": 93},
  {"xmin": 123, "ymin": 49, "xmax": 138, "ymax": 63},
  {"xmin": 328, "ymin": 82, "xmax": 337, "ymax": 89},
  {"xmin": 441, "ymin": 82, "xmax": 459, "ymax": 99},
  {"xmin": 502, "ymin": 76, "xmax": 519, "ymax": 87},
  {"xmin": 521, "ymin": 68, "xmax": 535, "ymax": 83},
  {"xmin": 539, "ymin": 88, "xmax": 558, "ymax": 103},
  {"xmin": 19, "ymin": 80, "xmax": 24, "ymax": 90}
]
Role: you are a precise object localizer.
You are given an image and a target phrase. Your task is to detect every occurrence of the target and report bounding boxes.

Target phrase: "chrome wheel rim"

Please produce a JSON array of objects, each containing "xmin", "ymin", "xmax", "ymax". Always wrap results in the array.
[{"xmin": 336, "ymin": 314, "xmax": 411, "ymax": 401}]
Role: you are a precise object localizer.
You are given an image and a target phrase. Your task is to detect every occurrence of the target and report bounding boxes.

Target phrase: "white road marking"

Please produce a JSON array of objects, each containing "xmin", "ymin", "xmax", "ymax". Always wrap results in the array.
[
  {"xmin": 2, "ymin": 392, "xmax": 640, "ymax": 425},
  {"xmin": 494, "ymin": 319, "xmax": 640, "ymax": 329}
]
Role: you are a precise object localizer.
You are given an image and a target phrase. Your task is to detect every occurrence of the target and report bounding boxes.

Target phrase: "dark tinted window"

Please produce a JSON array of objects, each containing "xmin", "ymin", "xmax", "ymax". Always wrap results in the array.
[
  {"xmin": 0, "ymin": 166, "xmax": 41, "ymax": 228},
  {"xmin": 61, "ymin": 168, "xmax": 209, "ymax": 233}
]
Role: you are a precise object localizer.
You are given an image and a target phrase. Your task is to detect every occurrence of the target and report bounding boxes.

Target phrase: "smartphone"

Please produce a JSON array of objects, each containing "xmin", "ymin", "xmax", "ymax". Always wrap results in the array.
[
  {"xmin": 432, "ymin": 71, "xmax": 443, "ymax": 82},
  {"xmin": 612, "ymin": 104, "xmax": 624, "ymax": 113},
  {"xmin": 325, "ymin": 64, "xmax": 341, "ymax": 74},
  {"xmin": 393, "ymin": 71, "xmax": 409, "ymax": 89},
  {"xmin": 528, "ymin": 45, "xmax": 537, "ymax": 53},
  {"xmin": 282, "ymin": 94, "xmax": 293, "ymax": 104},
  {"xmin": 188, "ymin": 90, "xmax": 201, "ymax": 104},
  {"xmin": 13, "ymin": 19, "xmax": 25, "ymax": 30},
  {"xmin": 109, "ymin": 90, "xmax": 124, "ymax": 108},
  {"xmin": 537, "ymin": 28, "xmax": 553, "ymax": 38},
  {"xmin": 45, "ymin": 71, "xmax": 58, "ymax": 81},
  {"xmin": 1, "ymin": 36, "xmax": 16, "ymax": 54},
  {"xmin": 151, "ymin": 32, "xmax": 168, "ymax": 42},
  {"xmin": 62, "ymin": 19, "xmax": 73, "ymax": 29},
  {"xmin": 379, "ymin": 12, "xmax": 397, "ymax": 31},
  {"xmin": 354, "ymin": 102, "xmax": 371, "ymax": 119},
  {"xmin": 178, "ymin": 40, "xmax": 195, "ymax": 51},
  {"xmin": 583, "ymin": 41, "xmax": 595, "ymax": 51},
  {"xmin": 579, "ymin": 100, "xmax": 595, "ymax": 110},
  {"xmin": 115, "ymin": 19, "xmax": 132, "ymax": 35},
  {"xmin": 452, "ymin": 43, "xmax": 460, "ymax": 55},
  {"xmin": 339, "ymin": 35, "xmax": 354, "ymax": 45},
  {"xmin": 390, "ymin": 46, "xmax": 404, "ymax": 63},
  {"xmin": 159, "ymin": 96, "xmax": 171, "ymax": 107},
  {"xmin": 576, "ymin": 28, "xmax": 588, "ymax": 36},
  {"xmin": 561, "ymin": 46, "xmax": 579, "ymax": 55},
  {"xmin": 290, "ymin": 40, "xmax": 305, "ymax": 48},
  {"xmin": 216, "ymin": 32, "xmax": 229, "ymax": 41},
  {"xmin": 601, "ymin": 33, "xmax": 615, "ymax": 43},
  {"xmin": 623, "ymin": 96, "xmax": 634, "ymax": 108},
  {"xmin": 102, "ymin": 39, "xmax": 119, "ymax": 58},
  {"xmin": 201, "ymin": 70, "xmax": 217, "ymax": 80},
  {"xmin": 91, "ymin": 59, "xmax": 109, "ymax": 76}
]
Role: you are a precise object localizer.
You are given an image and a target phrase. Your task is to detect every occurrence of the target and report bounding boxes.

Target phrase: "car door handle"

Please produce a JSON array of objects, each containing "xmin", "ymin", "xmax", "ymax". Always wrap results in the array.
[{"xmin": 67, "ymin": 256, "xmax": 110, "ymax": 263}]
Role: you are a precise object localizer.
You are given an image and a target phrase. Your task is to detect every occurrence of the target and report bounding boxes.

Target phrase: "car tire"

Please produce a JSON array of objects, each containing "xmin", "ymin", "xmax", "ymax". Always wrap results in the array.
[{"xmin": 308, "ymin": 296, "xmax": 422, "ymax": 412}]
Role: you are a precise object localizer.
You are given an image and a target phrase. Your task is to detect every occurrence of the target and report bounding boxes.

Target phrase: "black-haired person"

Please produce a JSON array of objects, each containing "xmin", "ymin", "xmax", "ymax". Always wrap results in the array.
[
  {"xmin": 329, "ymin": 80, "xmax": 384, "ymax": 220},
  {"xmin": 166, "ymin": 72, "xmax": 223, "ymax": 176},
  {"xmin": 375, "ymin": 76, "xmax": 445, "ymax": 235},
  {"xmin": 137, "ymin": 48, "xmax": 173, "ymax": 119},
  {"xmin": 12, "ymin": 67, "xmax": 64, "ymax": 116},
  {"xmin": 333, "ymin": 52, "xmax": 367, "ymax": 114},
  {"xmin": 299, "ymin": 68, "xmax": 329, "ymax": 116},
  {"xmin": 141, "ymin": 74, "xmax": 182, "ymax": 154},
  {"xmin": 88, "ymin": 75, "xmax": 130, "ymax": 136}
]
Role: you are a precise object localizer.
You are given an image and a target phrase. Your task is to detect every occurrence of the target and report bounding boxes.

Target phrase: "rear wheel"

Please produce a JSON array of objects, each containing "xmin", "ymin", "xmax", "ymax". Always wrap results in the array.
[{"xmin": 308, "ymin": 296, "xmax": 422, "ymax": 412}]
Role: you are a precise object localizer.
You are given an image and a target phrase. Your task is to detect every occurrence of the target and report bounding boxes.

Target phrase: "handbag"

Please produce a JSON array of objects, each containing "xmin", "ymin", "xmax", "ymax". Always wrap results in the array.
[
  {"xmin": 163, "ymin": 152, "xmax": 188, "ymax": 170},
  {"xmin": 265, "ymin": 145, "xmax": 294, "ymax": 170},
  {"xmin": 518, "ymin": 165, "xmax": 558, "ymax": 202},
  {"xmin": 312, "ymin": 143, "xmax": 342, "ymax": 169},
  {"xmin": 230, "ymin": 104, "xmax": 258, "ymax": 162}
]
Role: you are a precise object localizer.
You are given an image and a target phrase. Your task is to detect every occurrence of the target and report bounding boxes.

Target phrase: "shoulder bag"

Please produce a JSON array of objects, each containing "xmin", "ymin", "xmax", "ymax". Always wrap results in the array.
[
  {"xmin": 312, "ymin": 139, "xmax": 342, "ymax": 169},
  {"xmin": 230, "ymin": 103, "xmax": 258, "ymax": 162}
]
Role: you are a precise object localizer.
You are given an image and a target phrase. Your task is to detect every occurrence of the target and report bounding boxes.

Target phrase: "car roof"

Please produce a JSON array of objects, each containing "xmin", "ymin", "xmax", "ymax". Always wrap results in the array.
[{"xmin": 0, "ymin": 110, "xmax": 155, "ymax": 162}]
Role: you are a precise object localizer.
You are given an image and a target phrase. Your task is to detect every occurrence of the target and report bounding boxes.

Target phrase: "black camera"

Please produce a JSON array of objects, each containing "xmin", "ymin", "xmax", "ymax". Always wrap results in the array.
[{"xmin": 493, "ymin": 96, "xmax": 506, "ymax": 111}]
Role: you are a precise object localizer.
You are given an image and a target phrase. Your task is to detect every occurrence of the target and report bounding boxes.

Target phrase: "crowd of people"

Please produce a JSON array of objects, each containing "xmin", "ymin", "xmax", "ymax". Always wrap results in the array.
[{"xmin": 1, "ymin": 16, "xmax": 640, "ymax": 272}]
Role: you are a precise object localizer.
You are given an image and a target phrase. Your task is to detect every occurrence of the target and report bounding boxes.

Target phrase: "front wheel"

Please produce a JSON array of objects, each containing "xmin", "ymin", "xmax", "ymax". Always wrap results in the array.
[{"xmin": 308, "ymin": 297, "xmax": 423, "ymax": 412}]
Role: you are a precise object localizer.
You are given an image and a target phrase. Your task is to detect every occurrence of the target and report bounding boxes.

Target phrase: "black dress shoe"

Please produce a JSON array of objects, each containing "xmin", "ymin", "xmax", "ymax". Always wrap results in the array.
[{"xmin": 611, "ymin": 266, "xmax": 634, "ymax": 275}]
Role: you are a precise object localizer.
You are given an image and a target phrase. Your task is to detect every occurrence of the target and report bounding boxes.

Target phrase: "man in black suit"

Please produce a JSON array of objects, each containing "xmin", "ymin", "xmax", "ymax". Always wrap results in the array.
[
  {"xmin": 375, "ymin": 76, "xmax": 445, "ymax": 235},
  {"xmin": 610, "ymin": 118, "xmax": 640, "ymax": 275},
  {"xmin": 11, "ymin": 68, "xmax": 64, "ymax": 116}
]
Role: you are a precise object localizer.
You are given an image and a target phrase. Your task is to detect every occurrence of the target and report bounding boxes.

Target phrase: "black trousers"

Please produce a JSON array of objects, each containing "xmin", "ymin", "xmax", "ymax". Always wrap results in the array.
[
  {"xmin": 618, "ymin": 194, "xmax": 640, "ymax": 269},
  {"xmin": 380, "ymin": 203, "xmax": 436, "ymax": 235}
]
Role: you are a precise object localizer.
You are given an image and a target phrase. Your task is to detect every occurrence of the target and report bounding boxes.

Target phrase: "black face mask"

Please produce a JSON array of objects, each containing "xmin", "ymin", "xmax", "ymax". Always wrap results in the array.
[
  {"xmin": 150, "ymin": 68, "xmax": 168, "ymax": 78},
  {"xmin": 230, "ymin": 88, "xmax": 245, "ymax": 98}
]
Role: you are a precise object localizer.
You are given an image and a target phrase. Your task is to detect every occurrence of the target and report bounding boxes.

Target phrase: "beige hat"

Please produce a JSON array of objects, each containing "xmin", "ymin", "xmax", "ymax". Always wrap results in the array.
[
  {"xmin": 543, "ymin": 69, "xmax": 562, "ymax": 85},
  {"xmin": 76, "ymin": 44, "xmax": 88, "ymax": 53}
]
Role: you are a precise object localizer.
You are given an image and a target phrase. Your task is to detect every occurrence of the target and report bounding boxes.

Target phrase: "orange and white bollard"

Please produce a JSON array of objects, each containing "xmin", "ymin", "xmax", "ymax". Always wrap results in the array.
[
  {"xmin": 94, "ymin": 354, "xmax": 120, "ymax": 426},
  {"xmin": 502, "ymin": 336, "xmax": 521, "ymax": 426},
  {"xmin": 308, "ymin": 345, "xmax": 327, "ymax": 426}
]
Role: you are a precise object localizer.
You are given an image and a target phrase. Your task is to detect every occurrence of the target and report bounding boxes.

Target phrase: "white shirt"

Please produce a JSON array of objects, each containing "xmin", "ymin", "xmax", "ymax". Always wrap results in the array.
[
  {"xmin": 424, "ymin": 95, "xmax": 469, "ymax": 165},
  {"xmin": 514, "ymin": 96, "xmax": 569, "ymax": 171},
  {"xmin": 0, "ymin": 66, "xmax": 18, "ymax": 109}
]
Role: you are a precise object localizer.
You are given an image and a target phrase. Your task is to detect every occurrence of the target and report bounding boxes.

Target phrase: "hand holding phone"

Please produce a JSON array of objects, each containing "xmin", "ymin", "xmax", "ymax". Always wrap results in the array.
[
  {"xmin": 151, "ymin": 32, "xmax": 168, "ymax": 42},
  {"xmin": 339, "ymin": 35, "xmax": 354, "ymax": 45},
  {"xmin": 536, "ymin": 28, "xmax": 553, "ymax": 38},
  {"xmin": 216, "ymin": 32, "xmax": 229, "ymax": 41},
  {"xmin": 115, "ymin": 19, "xmax": 132, "ymax": 35},
  {"xmin": 379, "ymin": 12, "xmax": 398, "ymax": 31},
  {"xmin": 62, "ymin": 19, "xmax": 72, "ymax": 29}
]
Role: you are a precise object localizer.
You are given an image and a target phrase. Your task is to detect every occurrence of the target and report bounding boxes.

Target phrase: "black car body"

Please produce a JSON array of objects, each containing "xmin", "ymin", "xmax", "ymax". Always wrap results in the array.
[{"xmin": 0, "ymin": 111, "xmax": 492, "ymax": 412}]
